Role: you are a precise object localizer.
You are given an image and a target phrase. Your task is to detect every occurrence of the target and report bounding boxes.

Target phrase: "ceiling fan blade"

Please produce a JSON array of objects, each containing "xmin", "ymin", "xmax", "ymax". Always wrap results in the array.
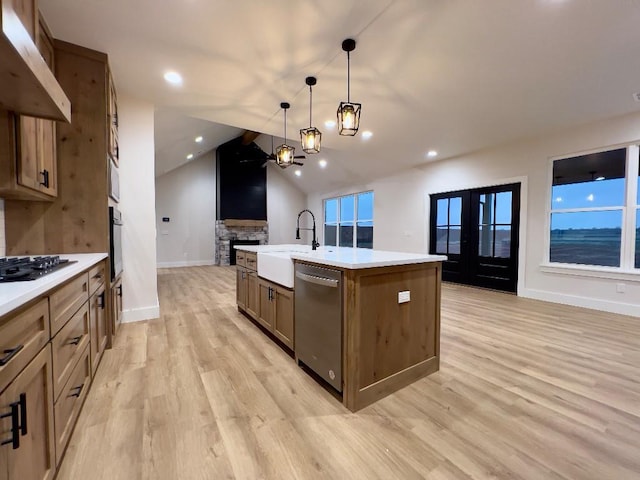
[
  {"xmin": 293, "ymin": 155, "xmax": 306, "ymax": 159},
  {"xmin": 292, "ymin": 161, "xmax": 304, "ymax": 166}
]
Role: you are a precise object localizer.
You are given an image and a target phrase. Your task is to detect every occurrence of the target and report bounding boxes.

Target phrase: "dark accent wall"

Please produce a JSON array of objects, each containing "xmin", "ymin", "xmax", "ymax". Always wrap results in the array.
[{"xmin": 216, "ymin": 137, "xmax": 268, "ymax": 220}]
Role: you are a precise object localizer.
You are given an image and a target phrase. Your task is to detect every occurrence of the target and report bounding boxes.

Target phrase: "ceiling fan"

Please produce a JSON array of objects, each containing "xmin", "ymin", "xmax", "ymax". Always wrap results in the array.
[{"xmin": 262, "ymin": 135, "xmax": 305, "ymax": 168}]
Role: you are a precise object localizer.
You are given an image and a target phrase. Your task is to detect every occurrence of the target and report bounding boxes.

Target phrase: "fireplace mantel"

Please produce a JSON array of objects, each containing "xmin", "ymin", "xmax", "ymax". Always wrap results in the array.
[{"xmin": 223, "ymin": 219, "xmax": 268, "ymax": 228}]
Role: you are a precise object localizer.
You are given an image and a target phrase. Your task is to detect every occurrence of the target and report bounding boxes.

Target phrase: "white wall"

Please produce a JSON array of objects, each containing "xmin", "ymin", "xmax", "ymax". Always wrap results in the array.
[
  {"xmin": 308, "ymin": 111, "xmax": 640, "ymax": 318},
  {"xmin": 119, "ymin": 95, "xmax": 159, "ymax": 323},
  {"xmin": 267, "ymin": 164, "xmax": 307, "ymax": 245},
  {"xmin": 155, "ymin": 151, "xmax": 216, "ymax": 267}
]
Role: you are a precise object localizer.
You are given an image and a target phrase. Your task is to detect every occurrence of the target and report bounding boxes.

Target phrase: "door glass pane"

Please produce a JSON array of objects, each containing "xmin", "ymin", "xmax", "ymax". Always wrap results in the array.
[
  {"xmin": 325, "ymin": 198, "xmax": 338, "ymax": 223},
  {"xmin": 552, "ymin": 148, "xmax": 626, "ymax": 209},
  {"xmin": 449, "ymin": 227, "xmax": 461, "ymax": 254},
  {"xmin": 340, "ymin": 195, "xmax": 355, "ymax": 222},
  {"xmin": 436, "ymin": 199, "xmax": 448, "ymax": 226},
  {"xmin": 324, "ymin": 225, "xmax": 337, "ymax": 246},
  {"xmin": 479, "ymin": 194, "xmax": 494, "ymax": 225},
  {"xmin": 357, "ymin": 192, "xmax": 373, "ymax": 221},
  {"xmin": 449, "ymin": 197, "xmax": 462, "ymax": 225},
  {"xmin": 478, "ymin": 225, "xmax": 494, "ymax": 257},
  {"xmin": 550, "ymin": 210, "xmax": 622, "ymax": 267},
  {"xmin": 339, "ymin": 223, "xmax": 354, "ymax": 247},
  {"xmin": 356, "ymin": 221, "xmax": 373, "ymax": 248},
  {"xmin": 436, "ymin": 228, "xmax": 448, "ymax": 254},
  {"xmin": 495, "ymin": 192, "xmax": 512, "ymax": 224},
  {"xmin": 495, "ymin": 226, "xmax": 511, "ymax": 258}
]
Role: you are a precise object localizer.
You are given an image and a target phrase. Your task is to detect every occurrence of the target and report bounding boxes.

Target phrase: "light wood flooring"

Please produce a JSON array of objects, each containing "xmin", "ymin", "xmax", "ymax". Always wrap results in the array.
[{"xmin": 56, "ymin": 266, "xmax": 640, "ymax": 480}]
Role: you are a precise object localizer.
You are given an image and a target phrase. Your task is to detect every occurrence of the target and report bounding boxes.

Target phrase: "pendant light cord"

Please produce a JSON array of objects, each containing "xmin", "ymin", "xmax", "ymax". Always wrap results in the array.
[
  {"xmin": 284, "ymin": 107, "xmax": 287, "ymax": 143},
  {"xmin": 309, "ymin": 85, "xmax": 313, "ymax": 127},
  {"xmin": 347, "ymin": 50, "xmax": 351, "ymax": 103}
]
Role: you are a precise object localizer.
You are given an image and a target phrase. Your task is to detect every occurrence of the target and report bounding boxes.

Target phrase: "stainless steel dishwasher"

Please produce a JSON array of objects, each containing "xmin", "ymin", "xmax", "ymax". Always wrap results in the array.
[{"xmin": 294, "ymin": 263, "xmax": 343, "ymax": 392}]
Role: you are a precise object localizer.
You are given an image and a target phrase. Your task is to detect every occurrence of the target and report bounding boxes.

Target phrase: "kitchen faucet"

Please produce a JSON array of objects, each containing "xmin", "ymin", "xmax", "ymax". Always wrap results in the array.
[{"xmin": 296, "ymin": 209, "xmax": 320, "ymax": 250}]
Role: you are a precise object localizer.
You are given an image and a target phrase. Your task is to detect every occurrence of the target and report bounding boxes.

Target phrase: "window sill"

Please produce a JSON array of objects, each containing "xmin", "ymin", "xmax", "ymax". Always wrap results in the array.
[{"xmin": 540, "ymin": 263, "xmax": 640, "ymax": 282}]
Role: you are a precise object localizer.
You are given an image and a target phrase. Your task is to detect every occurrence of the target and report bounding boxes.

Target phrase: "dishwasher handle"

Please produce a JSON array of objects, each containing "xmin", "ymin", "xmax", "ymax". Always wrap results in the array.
[{"xmin": 296, "ymin": 271, "xmax": 339, "ymax": 288}]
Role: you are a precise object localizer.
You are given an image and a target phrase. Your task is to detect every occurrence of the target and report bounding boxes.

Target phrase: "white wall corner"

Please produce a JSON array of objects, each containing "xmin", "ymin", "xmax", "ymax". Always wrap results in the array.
[{"xmin": 122, "ymin": 303, "xmax": 160, "ymax": 323}]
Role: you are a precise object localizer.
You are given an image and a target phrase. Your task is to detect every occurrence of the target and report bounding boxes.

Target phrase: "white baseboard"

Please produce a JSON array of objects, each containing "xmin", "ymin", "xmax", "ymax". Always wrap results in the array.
[
  {"xmin": 122, "ymin": 303, "xmax": 160, "ymax": 323},
  {"xmin": 157, "ymin": 260, "xmax": 215, "ymax": 268},
  {"xmin": 520, "ymin": 287, "xmax": 640, "ymax": 318}
]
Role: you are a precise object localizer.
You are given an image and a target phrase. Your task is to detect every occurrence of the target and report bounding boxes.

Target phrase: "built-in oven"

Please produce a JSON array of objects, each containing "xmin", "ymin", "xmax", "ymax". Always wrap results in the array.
[{"xmin": 109, "ymin": 207, "xmax": 123, "ymax": 281}]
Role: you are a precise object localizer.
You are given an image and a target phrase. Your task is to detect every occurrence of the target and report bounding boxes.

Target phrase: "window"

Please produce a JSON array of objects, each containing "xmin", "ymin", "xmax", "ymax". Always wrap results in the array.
[
  {"xmin": 549, "ymin": 146, "xmax": 639, "ymax": 270},
  {"xmin": 324, "ymin": 191, "xmax": 374, "ymax": 248},
  {"xmin": 435, "ymin": 197, "xmax": 461, "ymax": 255}
]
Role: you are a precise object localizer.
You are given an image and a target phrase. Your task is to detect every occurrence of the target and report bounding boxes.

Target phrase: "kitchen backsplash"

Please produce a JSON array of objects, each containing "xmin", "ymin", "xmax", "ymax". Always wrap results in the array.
[{"xmin": 0, "ymin": 199, "xmax": 5, "ymax": 257}]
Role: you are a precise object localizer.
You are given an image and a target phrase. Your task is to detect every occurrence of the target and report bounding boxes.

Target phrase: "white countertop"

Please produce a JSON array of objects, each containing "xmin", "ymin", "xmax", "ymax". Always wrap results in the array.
[
  {"xmin": 0, "ymin": 253, "xmax": 108, "ymax": 317},
  {"xmin": 235, "ymin": 244, "xmax": 446, "ymax": 270}
]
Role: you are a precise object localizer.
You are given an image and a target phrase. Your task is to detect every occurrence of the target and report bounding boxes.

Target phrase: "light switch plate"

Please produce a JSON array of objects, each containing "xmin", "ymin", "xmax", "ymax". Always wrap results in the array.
[{"xmin": 398, "ymin": 291, "xmax": 410, "ymax": 303}]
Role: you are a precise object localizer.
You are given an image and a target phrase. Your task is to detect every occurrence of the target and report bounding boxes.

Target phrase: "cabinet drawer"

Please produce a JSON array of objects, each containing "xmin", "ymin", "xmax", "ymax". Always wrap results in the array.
[
  {"xmin": 50, "ymin": 272, "xmax": 89, "ymax": 336},
  {"xmin": 88, "ymin": 262, "xmax": 105, "ymax": 296},
  {"xmin": 54, "ymin": 344, "xmax": 91, "ymax": 466},
  {"xmin": 52, "ymin": 303, "xmax": 90, "ymax": 402},
  {"xmin": 245, "ymin": 252, "xmax": 257, "ymax": 271},
  {"xmin": 0, "ymin": 298, "xmax": 50, "ymax": 393},
  {"xmin": 236, "ymin": 250, "xmax": 246, "ymax": 267}
]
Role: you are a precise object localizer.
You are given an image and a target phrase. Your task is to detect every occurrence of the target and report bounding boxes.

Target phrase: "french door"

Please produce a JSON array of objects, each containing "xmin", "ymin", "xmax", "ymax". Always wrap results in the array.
[{"xmin": 429, "ymin": 183, "xmax": 521, "ymax": 292}]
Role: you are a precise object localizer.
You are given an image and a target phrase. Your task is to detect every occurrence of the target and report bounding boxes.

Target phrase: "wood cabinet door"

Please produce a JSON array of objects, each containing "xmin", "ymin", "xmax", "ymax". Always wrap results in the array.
[
  {"xmin": 107, "ymin": 72, "xmax": 118, "ymax": 165},
  {"xmin": 36, "ymin": 119, "xmax": 57, "ymax": 197},
  {"xmin": 236, "ymin": 268, "xmax": 247, "ymax": 310},
  {"xmin": 246, "ymin": 272, "xmax": 259, "ymax": 318},
  {"xmin": 1, "ymin": 346, "xmax": 56, "ymax": 480},
  {"xmin": 15, "ymin": 116, "xmax": 40, "ymax": 192},
  {"xmin": 89, "ymin": 286, "xmax": 107, "ymax": 377},
  {"xmin": 256, "ymin": 280, "xmax": 274, "ymax": 331},
  {"xmin": 273, "ymin": 287, "xmax": 294, "ymax": 349}
]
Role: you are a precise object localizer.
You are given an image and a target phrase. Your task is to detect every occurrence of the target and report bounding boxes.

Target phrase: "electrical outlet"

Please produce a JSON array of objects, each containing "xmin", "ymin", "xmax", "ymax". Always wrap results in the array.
[
  {"xmin": 398, "ymin": 291, "xmax": 410, "ymax": 303},
  {"xmin": 616, "ymin": 283, "xmax": 626, "ymax": 293}
]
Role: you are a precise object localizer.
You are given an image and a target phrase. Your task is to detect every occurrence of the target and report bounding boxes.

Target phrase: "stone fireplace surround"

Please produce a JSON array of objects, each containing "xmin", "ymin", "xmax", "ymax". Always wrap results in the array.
[{"xmin": 215, "ymin": 219, "xmax": 268, "ymax": 265}]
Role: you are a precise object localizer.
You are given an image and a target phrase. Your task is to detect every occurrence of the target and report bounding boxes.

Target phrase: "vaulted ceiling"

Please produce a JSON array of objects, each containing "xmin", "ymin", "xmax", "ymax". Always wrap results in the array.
[{"xmin": 40, "ymin": 0, "xmax": 640, "ymax": 193}]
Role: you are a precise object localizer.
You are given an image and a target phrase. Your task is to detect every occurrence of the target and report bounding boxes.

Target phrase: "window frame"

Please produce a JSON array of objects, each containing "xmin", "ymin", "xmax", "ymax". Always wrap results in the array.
[
  {"xmin": 323, "ymin": 190, "xmax": 374, "ymax": 249},
  {"xmin": 545, "ymin": 143, "xmax": 639, "ymax": 273}
]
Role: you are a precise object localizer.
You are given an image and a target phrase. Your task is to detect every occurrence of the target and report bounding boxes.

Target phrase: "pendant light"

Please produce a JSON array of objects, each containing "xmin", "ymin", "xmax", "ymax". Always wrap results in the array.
[
  {"xmin": 337, "ymin": 38, "xmax": 361, "ymax": 136},
  {"xmin": 276, "ymin": 102, "xmax": 295, "ymax": 168},
  {"xmin": 300, "ymin": 76, "xmax": 322, "ymax": 154}
]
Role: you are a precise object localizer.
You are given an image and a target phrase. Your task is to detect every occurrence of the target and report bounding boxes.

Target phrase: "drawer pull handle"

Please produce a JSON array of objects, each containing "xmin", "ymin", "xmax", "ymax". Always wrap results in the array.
[
  {"xmin": 0, "ymin": 394, "xmax": 25, "ymax": 450},
  {"xmin": 68, "ymin": 335, "xmax": 83, "ymax": 346},
  {"xmin": 39, "ymin": 169, "xmax": 50, "ymax": 188},
  {"xmin": 93, "ymin": 272, "xmax": 102, "ymax": 279},
  {"xmin": 69, "ymin": 384, "xmax": 85, "ymax": 398},
  {"xmin": 0, "ymin": 345, "xmax": 24, "ymax": 366},
  {"xmin": 98, "ymin": 291, "xmax": 106, "ymax": 309}
]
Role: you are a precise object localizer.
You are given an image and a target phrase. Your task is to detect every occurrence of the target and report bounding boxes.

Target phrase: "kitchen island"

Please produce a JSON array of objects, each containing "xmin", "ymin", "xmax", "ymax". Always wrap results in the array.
[{"xmin": 235, "ymin": 245, "xmax": 446, "ymax": 411}]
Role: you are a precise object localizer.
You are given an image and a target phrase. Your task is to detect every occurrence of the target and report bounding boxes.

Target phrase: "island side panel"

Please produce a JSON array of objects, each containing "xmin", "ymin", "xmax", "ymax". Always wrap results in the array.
[{"xmin": 344, "ymin": 262, "xmax": 441, "ymax": 411}]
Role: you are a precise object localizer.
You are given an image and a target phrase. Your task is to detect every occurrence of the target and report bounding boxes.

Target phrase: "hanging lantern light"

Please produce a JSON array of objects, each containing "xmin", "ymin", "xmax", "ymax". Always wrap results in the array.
[
  {"xmin": 276, "ymin": 102, "xmax": 295, "ymax": 168},
  {"xmin": 300, "ymin": 76, "xmax": 322, "ymax": 154},
  {"xmin": 337, "ymin": 38, "xmax": 361, "ymax": 136}
]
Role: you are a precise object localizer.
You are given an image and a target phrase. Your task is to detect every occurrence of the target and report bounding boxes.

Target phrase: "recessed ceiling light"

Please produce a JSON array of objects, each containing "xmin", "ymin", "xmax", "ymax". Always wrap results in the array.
[
  {"xmin": 362, "ymin": 130, "xmax": 373, "ymax": 139},
  {"xmin": 318, "ymin": 159, "xmax": 327, "ymax": 168},
  {"xmin": 186, "ymin": 153, "xmax": 194, "ymax": 160},
  {"xmin": 164, "ymin": 71, "xmax": 183, "ymax": 85},
  {"xmin": 427, "ymin": 150, "xmax": 438, "ymax": 158},
  {"xmin": 294, "ymin": 169, "xmax": 302, "ymax": 177},
  {"xmin": 595, "ymin": 176, "xmax": 605, "ymax": 181},
  {"xmin": 195, "ymin": 136, "xmax": 203, "ymax": 143},
  {"xmin": 324, "ymin": 120, "xmax": 336, "ymax": 129}
]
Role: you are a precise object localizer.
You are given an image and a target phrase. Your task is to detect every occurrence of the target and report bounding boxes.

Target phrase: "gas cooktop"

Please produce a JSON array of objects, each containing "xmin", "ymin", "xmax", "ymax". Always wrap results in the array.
[{"xmin": 0, "ymin": 256, "xmax": 77, "ymax": 283}]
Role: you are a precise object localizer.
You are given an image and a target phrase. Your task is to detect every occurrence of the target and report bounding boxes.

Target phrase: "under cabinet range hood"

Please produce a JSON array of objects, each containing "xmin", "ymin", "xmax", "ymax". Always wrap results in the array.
[{"xmin": 0, "ymin": 1, "xmax": 71, "ymax": 122}]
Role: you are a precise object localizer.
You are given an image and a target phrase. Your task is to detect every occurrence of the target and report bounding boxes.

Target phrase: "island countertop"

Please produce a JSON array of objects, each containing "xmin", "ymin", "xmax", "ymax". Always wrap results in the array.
[
  {"xmin": 0, "ymin": 253, "xmax": 108, "ymax": 317},
  {"xmin": 234, "ymin": 244, "xmax": 446, "ymax": 270}
]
